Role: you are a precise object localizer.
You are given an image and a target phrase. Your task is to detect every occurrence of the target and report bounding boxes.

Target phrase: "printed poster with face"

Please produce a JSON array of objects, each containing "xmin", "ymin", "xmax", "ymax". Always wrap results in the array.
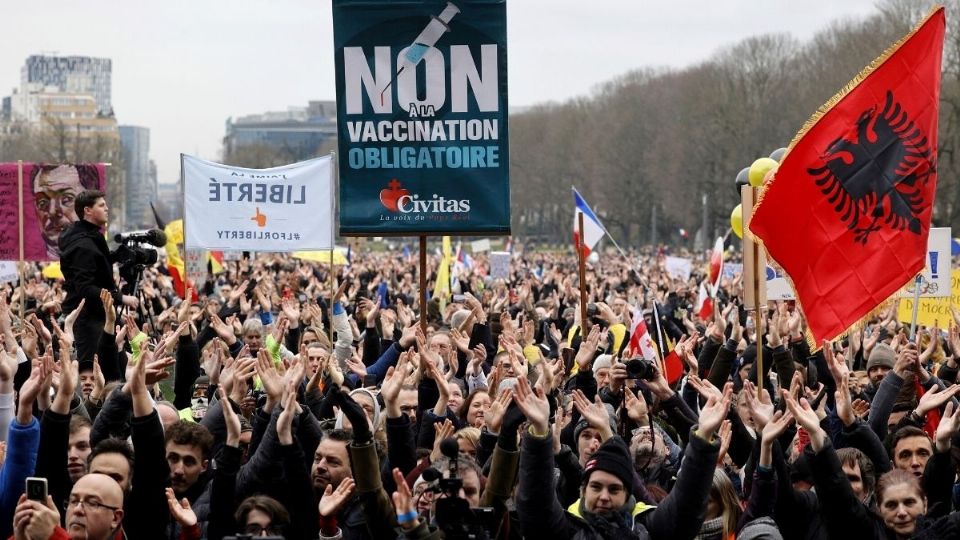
[
  {"xmin": 0, "ymin": 163, "xmax": 107, "ymax": 261},
  {"xmin": 333, "ymin": 0, "xmax": 510, "ymax": 235}
]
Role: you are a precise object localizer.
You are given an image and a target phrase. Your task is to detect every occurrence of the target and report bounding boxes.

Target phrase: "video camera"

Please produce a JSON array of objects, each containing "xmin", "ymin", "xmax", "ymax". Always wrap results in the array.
[
  {"xmin": 425, "ymin": 438, "xmax": 495, "ymax": 539},
  {"xmin": 111, "ymin": 229, "xmax": 165, "ymax": 294}
]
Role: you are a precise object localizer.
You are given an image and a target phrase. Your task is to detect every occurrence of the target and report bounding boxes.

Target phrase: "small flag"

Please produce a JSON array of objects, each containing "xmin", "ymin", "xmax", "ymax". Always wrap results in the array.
[
  {"xmin": 628, "ymin": 307, "xmax": 658, "ymax": 361},
  {"xmin": 572, "ymin": 188, "xmax": 605, "ymax": 258},
  {"xmin": 696, "ymin": 281, "xmax": 713, "ymax": 321},
  {"xmin": 708, "ymin": 236, "xmax": 724, "ymax": 288}
]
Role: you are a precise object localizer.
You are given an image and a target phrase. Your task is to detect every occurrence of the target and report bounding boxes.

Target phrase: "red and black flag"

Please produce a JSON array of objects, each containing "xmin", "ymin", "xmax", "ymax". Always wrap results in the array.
[{"xmin": 749, "ymin": 7, "xmax": 945, "ymax": 346}]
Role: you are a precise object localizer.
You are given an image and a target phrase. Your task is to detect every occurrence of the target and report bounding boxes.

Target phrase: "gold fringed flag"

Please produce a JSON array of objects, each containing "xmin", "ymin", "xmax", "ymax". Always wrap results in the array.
[{"xmin": 749, "ymin": 7, "xmax": 945, "ymax": 346}]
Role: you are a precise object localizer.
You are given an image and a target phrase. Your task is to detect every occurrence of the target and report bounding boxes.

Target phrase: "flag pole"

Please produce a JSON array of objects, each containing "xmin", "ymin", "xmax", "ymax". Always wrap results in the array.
[
  {"xmin": 16, "ymin": 160, "xmax": 24, "ymax": 324},
  {"xmin": 419, "ymin": 236, "xmax": 427, "ymax": 335},
  {"xmin": 328, "ymin": 259, "xmax": 335, "ymax": 344},
  {"xmin": 751, "ymin": 189, "xmax": 764, "ymax": 400},
  {"xmin": 909, "ymin": 274, "xmax": 923, "ymax": 342},
  {"xmin": 578, "ymin": 213, "xmax": 588, "ymax": 331}
]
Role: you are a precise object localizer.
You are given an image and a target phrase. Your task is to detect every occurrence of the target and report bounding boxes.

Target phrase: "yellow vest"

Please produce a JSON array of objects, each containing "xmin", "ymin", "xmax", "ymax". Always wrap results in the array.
[
  {"xmin": 565, "ymin": 498, "xmax": 655, "ymax": 520},
  {"xmin": 567, "ymin": 323, "xmax": 627, "ymax": 375}
]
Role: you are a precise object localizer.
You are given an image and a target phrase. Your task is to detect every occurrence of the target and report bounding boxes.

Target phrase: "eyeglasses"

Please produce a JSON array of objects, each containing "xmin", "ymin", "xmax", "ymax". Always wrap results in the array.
[
  {"xmin": 244, "ymin": 524, "xmax": 281, "ymax": 536},
  {"xmin": 68, "ymin": 497, "xmax": 119, "ymax": 512}
]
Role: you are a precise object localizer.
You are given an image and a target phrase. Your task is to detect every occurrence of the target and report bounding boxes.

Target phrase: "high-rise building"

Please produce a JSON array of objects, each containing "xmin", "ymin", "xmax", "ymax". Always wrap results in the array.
[
  {"xmin": 21, "ymin": 55, "xmax": 112, "ymax": 116},
  {"xmin": 119, "ymin": 125, "xmax": 155, "ymax": 229},
  {"xmin": 223, "ymin": 100, "xmax": 337, "ymax": 163},
  {"xmin": 156, "ymin": 181, "xmax": 182, "ymax": 220}
]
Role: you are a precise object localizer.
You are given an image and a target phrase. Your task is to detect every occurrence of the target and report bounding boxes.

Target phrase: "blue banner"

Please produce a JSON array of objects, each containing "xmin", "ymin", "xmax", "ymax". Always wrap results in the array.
[{"xmin": 333, "ymin": 0, "xmax": 510, "ymax": 235}]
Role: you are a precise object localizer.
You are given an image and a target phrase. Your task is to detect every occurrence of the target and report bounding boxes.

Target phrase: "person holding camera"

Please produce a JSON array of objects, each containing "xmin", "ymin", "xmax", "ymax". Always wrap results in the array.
[{"xmin": 59, "ymin": 190, "xmax": 139, "ymax": 368}]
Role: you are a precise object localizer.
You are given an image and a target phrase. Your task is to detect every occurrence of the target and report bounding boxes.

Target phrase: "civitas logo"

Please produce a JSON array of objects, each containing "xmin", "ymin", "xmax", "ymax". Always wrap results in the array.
[{"xmin": 379, "ymin": 179, "xmax": 470, "ymax": 213}]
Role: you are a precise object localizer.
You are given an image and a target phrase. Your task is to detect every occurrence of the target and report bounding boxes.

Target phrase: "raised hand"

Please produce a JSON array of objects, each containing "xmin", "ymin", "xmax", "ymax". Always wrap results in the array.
[
  {"xmin": 513, "ymin": 375, "xmax": 549, "ymax": 436},
  {"xmin": 624, "ymin": 386, "xmax": 650, "ymax": 425},
  {"xmin": 165, "ymin": 487, "xmax": 197, "ymax": 527},
  {"xmin": 742, "ymin": 380, "xmax": 774, "ymax": 430},
  {"xmin": 835, "ymin": 372, "xmax": 855, "ymax": 427},
  {"xmin": 255, "ymin": 349, "xmax": 283, "ymax": 412},
  {"xmin": 695, "ymin": 382, "xmax": 732, "ymax": 441},
  {"xmin": 319, "ymin": 477, "xmax": 356, "ymax": 518},
  {"xmin": 716, "ymin": 420, "xmax": 733, "ymax": 466},
  {"xmin": 218, "ymin": 387, "xmax": 241, "ymax": 447},
  {"xmin": 760, "ymin": 410, "xmax": 795, "ymax": 467},
  {"xmin": 485, "ymin": 389, "xmax": 512, "ymax": 433},
  {"xmin": 391, "ymin": 468, "xmax": 421, "ymax": 532},
  {"xmin": 18, "ymin": 357, "xmax": 50, "ymax": 425},
  {"xmin": 783, "ymin": 390, "xmax": 826, "ymax": 451},
  {"xmin": 276, "ymin": 381, "xmax": 299, "ymax": 445},
  {"xmin": 936, "ymin": 401, "xmax": 960, "ymax": 453},
  {"xmin": 51, "ymin": 298, "xmax": 84, "ymax": 348},
  {"xmin": 429, "ymin": 419, "xmax": 455, "ymax": 463},
  {"xmin": 915, "ymin": 384, "xmax": 960, "ymax": 417},
  {"xmin": 572, "ymin": 390, "xmax": 613, "ymax": 440}
]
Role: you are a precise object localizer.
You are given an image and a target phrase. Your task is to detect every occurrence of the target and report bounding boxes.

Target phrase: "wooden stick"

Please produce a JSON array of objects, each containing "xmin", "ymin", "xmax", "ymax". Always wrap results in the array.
[
  {"xmin": 419, "ymin": 236, "xmax": 427, "ymax": 335},
  {"xmin": 17, "ymin": 161, "xmax": 24, "ymax": 324},
  {"xmin": 752, "ymin": 188, "xmax": 763, "ymax": 400},
  {"xmin": 578, "ymin": 213, "xmax": 588, "ymax": 332},
  {"xmin": 329, "ymin": 251, "xmax": 335, "ymax": 343}
]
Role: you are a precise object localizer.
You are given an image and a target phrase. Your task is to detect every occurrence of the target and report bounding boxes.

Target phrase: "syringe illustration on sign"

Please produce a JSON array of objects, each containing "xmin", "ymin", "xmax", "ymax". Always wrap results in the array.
[{"xmin": 379, "ymin": 2, "xmax": 461, "ymax": 106}]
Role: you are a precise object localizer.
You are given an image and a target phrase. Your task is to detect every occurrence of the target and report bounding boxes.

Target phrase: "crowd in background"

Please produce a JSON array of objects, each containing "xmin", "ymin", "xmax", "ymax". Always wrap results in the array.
[{"xmin": 3, "ymin": 242, "xmax": 960, "ymax": 539}]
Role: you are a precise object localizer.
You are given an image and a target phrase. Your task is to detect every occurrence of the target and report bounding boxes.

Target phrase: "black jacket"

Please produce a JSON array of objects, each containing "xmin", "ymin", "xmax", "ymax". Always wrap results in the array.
[
  {"xmin": 517, "ymin": 429, "xmax": 719, "ymax": 540},
  {"xmin": 60, "ymin": 219, "xmax": 118, "ymax": 319}
]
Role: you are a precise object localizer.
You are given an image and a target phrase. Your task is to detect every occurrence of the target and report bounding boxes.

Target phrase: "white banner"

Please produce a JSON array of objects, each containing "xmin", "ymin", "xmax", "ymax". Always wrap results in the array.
[
  {"xmin": 664, "ymin": 256, "xmax": 692, "ymax": 281},
  {"xmin": 183, "ymin": 154, "xmax": 334, "ymax": 251},
  {"xmin": 901, "ymin": 227, "xmax": 952, "ymax": 298}
]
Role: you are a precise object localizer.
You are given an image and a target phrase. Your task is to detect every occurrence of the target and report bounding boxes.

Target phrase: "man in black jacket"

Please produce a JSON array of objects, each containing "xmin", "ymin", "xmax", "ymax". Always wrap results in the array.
[{"xmin": 59, "ymin": 190, "xmax": 138, "ymax": 365}]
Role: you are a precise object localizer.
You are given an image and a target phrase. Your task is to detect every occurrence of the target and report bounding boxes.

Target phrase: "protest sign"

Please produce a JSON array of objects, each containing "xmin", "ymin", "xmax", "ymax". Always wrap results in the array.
[
  {"xmin": 182, "ymin": 155, "xmax": 333, "ymax": 251},
  {"xmin": 333, "ymin": 0, "xmax": 510, "ymax": 235},
  {"xmin": 766, "ymin": 265, "xmax": 796, "ymax": 300},
  {"xmin": 185, "ymin": 249, "xmax": 208, "ymax": 289},
  {"xmin": 471, "ymin": 238, "xmax": 491, "ymax": 253},
  {"xmin": 0, "ymin": 163, "xmax": 106, "ymax": 261},
  {"xmin": 900, "ymin": 227, "xmax": 951, "ymax": 298},
  {"xmin": 898, "ymin": 269, "xmax": 960, "ymax": 327},
  {"xmin": 489, "ymin": 251, "xmax": 510, "ymax": 280},
  {"xmin": 723, "ymin": 263, "xmax": 742, "ymax": 280},
  {"xmin": 0, "ymin": 262, "xmax": 18, "ymax": 283},
  {"xmin": 665, "ymin": 256, "xmax": 692, "ymax": 281}
]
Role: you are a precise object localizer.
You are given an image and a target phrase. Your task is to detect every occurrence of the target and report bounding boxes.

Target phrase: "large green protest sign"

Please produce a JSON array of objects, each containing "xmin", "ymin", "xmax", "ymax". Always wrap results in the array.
[{"xmin": 333, "ymin": 0, "xmax": 510, "ymax": 236}]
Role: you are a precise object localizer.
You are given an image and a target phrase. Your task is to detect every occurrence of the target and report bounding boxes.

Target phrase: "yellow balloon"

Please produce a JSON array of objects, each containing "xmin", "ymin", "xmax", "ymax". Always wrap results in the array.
[
  {"xmin": 748, "ymin": 157, "xmax": 778, "ymax": 187},
  {"xmin": 731, "ymin": 204, "xmax": 743, "ymax": 238}
]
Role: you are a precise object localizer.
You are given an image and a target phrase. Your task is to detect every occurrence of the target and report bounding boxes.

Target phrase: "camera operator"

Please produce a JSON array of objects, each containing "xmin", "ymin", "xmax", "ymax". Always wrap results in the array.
[{"xmin": 59, "ymin": 190, "xmax": 139, "ymax": 366}]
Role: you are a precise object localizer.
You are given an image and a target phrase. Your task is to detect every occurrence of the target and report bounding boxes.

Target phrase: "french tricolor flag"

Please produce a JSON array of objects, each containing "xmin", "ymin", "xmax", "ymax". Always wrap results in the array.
[{"xmin": 572, "ymin": 188, "xmax": 605, "ymax": 258}]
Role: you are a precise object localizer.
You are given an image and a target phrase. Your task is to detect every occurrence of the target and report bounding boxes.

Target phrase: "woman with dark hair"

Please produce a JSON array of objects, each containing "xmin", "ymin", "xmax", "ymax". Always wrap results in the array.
[
  {"xmin": 234, "ymin": 495, "xmax": 290, "ymax": 538},
  {"xmin": 789, "ymin": 391, "xmax": 960, "ymax": 540},
  {"xmin": 458, "ymin": 389, "xmax": 492, "ymax": 428}
]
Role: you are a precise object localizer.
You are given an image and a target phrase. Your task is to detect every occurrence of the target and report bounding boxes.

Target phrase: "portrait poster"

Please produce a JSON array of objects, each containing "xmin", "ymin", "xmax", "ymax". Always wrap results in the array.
[{"xmin": 0, "ymin": 163, "xmax": 107, "ymax": 261}]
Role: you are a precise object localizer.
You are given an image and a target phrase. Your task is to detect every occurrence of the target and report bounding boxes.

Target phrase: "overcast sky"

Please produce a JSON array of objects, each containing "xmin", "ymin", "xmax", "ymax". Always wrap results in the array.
[{"xmin": 0, "ymin": 0, "xmax": 880, "ymax": 184}]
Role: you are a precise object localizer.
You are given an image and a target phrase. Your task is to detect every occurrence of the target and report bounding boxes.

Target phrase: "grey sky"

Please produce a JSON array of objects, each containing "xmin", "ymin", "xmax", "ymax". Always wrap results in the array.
[{"xmin": 0, "ymin": 0, "xmax": 880, "ymax": 185}]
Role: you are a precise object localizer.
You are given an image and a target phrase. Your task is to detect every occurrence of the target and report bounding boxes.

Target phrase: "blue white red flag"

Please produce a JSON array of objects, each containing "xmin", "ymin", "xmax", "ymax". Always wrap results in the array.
[{"xmin": 572, "ymin": 188, "xmax": 605, "ymax": 258}]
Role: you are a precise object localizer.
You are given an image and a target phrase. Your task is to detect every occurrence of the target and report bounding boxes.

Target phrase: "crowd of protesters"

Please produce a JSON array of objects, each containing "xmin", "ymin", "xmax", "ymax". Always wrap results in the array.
[{"xmin": 3, "ymin": 224, "xmax": 960, "ymax": 539}]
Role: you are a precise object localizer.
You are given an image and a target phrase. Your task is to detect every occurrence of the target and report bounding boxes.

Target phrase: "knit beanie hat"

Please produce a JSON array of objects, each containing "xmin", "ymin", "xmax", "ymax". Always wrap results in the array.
[
  {"xmin": 739, "ymin": 517, "xmax": 783, "ymax": 540},
  {"xmin": 593, "ymin": 354, "xmax": 613, "ymax": 372},
  {"xmin": 574, "ymin": 403, "xmax": 618, "ymax": 444},
  {"xmin": 867, "ymin": 343, "xmax": 896, "ymax": 372},
  {"xmin": 335, "ymin": 387, "xmax": 381, "ymax": 430},
  {"xmin": 582, "ymin": 437, "xmax": 634, "ymax": 490}
]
